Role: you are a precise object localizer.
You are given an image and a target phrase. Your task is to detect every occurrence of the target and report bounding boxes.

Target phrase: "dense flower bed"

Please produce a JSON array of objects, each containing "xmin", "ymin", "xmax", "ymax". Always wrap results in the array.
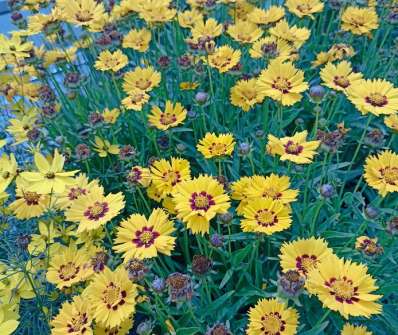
[{"xmin": 0, "ymin": 0, "xmax": 398, "ymax": 334}]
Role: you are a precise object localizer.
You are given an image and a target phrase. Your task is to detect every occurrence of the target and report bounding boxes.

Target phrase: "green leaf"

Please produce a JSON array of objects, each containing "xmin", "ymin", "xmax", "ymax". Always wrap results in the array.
[
  {"xmin": 219, "ymin": 269, "xmax": 234, "ymax": 289},
  {"xmin": 300, "ymin": 321, "xmax": 329, "ymax": 335},
  {"xmin": 176, "ymin": 327, "xmax": 201, "ymax": 335}
]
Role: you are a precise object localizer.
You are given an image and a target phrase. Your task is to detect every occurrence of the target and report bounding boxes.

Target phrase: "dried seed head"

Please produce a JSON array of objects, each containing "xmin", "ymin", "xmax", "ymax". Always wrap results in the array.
[
  {"xmin": 125, "ymin": 258, "xmax": 149, "ymax": 282},
  {"xmin": 166, "ymin": 272, "xmax": 193, "ymax": 302},
  {"xmin": 192, "ymin": 254, "xmax": 212, "ymax": 275},
  {"xmin": 278, "ymin": 270, "xmax": 306, "ymax": 298}
]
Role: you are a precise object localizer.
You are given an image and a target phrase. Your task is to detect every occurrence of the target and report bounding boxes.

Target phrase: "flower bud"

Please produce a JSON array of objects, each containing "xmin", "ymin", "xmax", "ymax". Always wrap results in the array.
[
  {"xmin": 238, "ymin": 142, "xmax": 251, "ymax": 156},
  {"xmin": 320, "ymin": 184, "xmax": 334, "ymax": 198},
  {"xmin": 309, "ymin": 85, "xmax": 326, "ymax": 103},
  {"xmin": 210, "ymin": 233, "xmax": 224, "ymax": 248},
  {"xmin": 152, "ymin": 277, "xmax": 166, "ymax": 292},
  {"xmin": 195, "ymin": 91, "xmax": 209, "ymax": 105},
  {"xmin": 365, "ymin": 205, "xmax": 379, "ymax": 219}
]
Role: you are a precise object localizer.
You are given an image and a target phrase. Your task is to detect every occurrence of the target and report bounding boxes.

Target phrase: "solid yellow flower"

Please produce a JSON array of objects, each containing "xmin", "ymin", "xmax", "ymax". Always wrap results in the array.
[
  {"xmin": 113, "ymin": 208, "xmax": 176, "ymax": 261},
  {"xmin": 20, "ymin": 149, "xmax": 78, "ymax": 194},
  {"xmin": 84, "ymin": 266, "xmax": 138, "ymax": 328},
  {"xmin": 286, "ymin": 0, "xmax": 324, "ymax": 19},
  {"xmin": 65, "ymin": 190, "xmax": 125, "ymax": 233},
  {"xmin": 93, "ymin": 137, "xmax": 120, "ymax": 157},
  {"xmin": 341, "ymin": 6, "xmax": 379, "ymax": 36},
  {"xmin": 137, "ymin": 0, "xmax": 176, "ymax": 23},
  {"xmin": 246, "ymin": 298, "xmax": 299, "ymax": 335},
  {"xmin": 0, "ymin": 153, "xmax": 17, "ymax": 192},
  {"xmin": 172, "ymin": 175, "xmax": 231, "ymax": 235},
  {"xmin": 148, "ymin": 101, "xmax": 187, "ymax": 130},
  {"xmin": 267, "ymin": 131, "xmax": 320, "ymax": 164},
  {"xmin": 227, "ymin": 20, "xmax": 263, "ymax": 44},
  {"xmin": 95, "ymin": 49, "xmax": 128, "ymax": 72},
  {"xmin": 279, "ymin": 237, "xmax": 334, "ymax": 276},
  {"xmin": 179, "ymin": 81, "xmax": 199, "ymax": 90},
  {"xmin": 320, "ymin": 61, "xmax": 363, "ymax": 92},
  {"xmin": 341, "ymin": 323, "xmax": 372, "ymax": 335},
  {"xmin": 0, "ymin": 304, "xmax": 19, "ymax": 335},
  {"xmin": 197, "ymin": 133, "xmax": 235, "ymax": 159},
  {"xmin": 190, "ymin": 18, "xmax": 223, "ymax": 42},
  {"xmin": 123, "ymin": 66, "xmax": 161, "ymax": 94},
  {"xmin": 51, "ymin": 295, "xmax": 93, "ymax": 335},
  {"xmin": 269, "ymin": 20, "xmax": 310, "ymax": 48},
  {"xmin": 241, "ymin": 198, "xmax": 292, "ymax": 235},
  {"xmin": 248, "ymin": 6, "xmax": 285, "ymax": 25},
  {"xmin": 122, "ymin": 28, "xmax": 151, "ymax": 52},
  {"xmin": 230, "ymin": 79, "xmax": 264, "ymax": 112},
  {"xmin": 257, "ymin": 59, "xmax": 308, "ymax": 106},
  {"xmin": 208, "ymin": 46, "xmax": 241, "ymax": 73},
  {"xmin": 346, "ymin": 79, "xmax": 398, "ymax": 116},
  {"xmin": 364, "ymin": 150, "xmax": 398, "ymax": 197}
]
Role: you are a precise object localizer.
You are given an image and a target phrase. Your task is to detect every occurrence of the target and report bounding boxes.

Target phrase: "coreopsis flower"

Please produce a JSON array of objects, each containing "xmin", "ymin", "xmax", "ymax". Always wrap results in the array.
[
  {"xmin": 56, "ymin": 0, "xmax": 107, "ymax": 31},
  {"xmin": 0, "ymin": 304, "xmax": 19, "ymax": 335},
  {"xmin": 172, "ymin": 175, "xmax": 231, "ymax": 235},
  {"xmin": 166, "ymin": 272, "xmax": 193, "ymax": 302},
  {"xmin": 95, "ymin": 50, "xmax": 128, "ymax": 72},
  {"xmin": 127, "ymin": 166, "xmax": 151, "ymax": 187},
  {"xmin": 246, "ymin": 298, "xmax": 299, "ymax": 335},
  {"xmin": 230, "ymin": 79, "xmax": 264, "ymax": 112},
  {"xmin": 27, "ymin": 9, "xmax": 62, "ymax": 35},
  {"xmin": 306, "ymin": 255, "xmax": 382, "ymax": 318},
  {"xmin": 51, "ymin": 295, "xmax": 93, "ymax": 335},
  {"xmin": 279, "ymin": 237, "xmax": 334, "ymax": 276},
  {"xmin": 9, "ymin": 182, "xmax": 51, "ymax": 219},
  {"xmin": 0, "ymin": 153, "xmax": 17, "ymax": 192},
  {"xmin": 269, "ymin": 20, "xmax": 310, "ymax": 48},
  {"xmin": 286, "ymin": 0, "xmax": 324, "ymax": 19},
  {"xmin": 364, "ymin": 150, "xmax": 398, "ymax": 197},
  {"xmin": 190, "ymin": 18, "xmax": 223, "ymax": 42},
  {"xmin": 197, "ymin": 133, "xmax": 235, "ymax": 159},
  {"xmin": 122, "ymin": 89, "xmax": 150, "ymax": 111},
  {"xmin": 102, "ymin": 108, "xmax": 120, "ymax": 124},
  {"xmin": 113, "ymin": 208, "xmax": 176, "ymax": 261},
  {"xmin": 241, "ymin": 198, "xmax": 292, "ymax": 235},
  {"xmin": 65, "ymin": 190, "xmax": 125, "ymax": 233},
  {"xmin": 267, "ymin": 131, "xmax": 320, "ymax": 164},
  {"xmin": 123, "ymin": 66, "xmax": 161, "ymax": 94},
  {"xmin": 329, "ymin": 44, "xmax": 355, "ymax": 61},
  {"xmin": 257, "ymin": 60, "xmax": 308, "ymax": 106},
  {"xmin": 150, "ymin": 158, "xmax": 191, "ymax": 198},
  {"xmin": 230, "ymin": 176, "xmax": 253, "ymax": 214},
  {"xmin": 46, "ymin": 243, "xmax": 93, "ymax": 289},
  {"xmin": 248, "ymin": 6, "xmax": 285, "ymax": 25},
  {"xmin": 250, "ymin": 36, "xmax": 295, "ymax": 61},
  {"xmin": 148, "ymin": 101, "xmax": 187, "ymax": 130},
  {"xmin": 43, "ymin": 46, "xmax": 78, "ymax": 68},
  {"xmin": 245, "ymin": 174, "xmax": 299, "ymax": 205},
  {"xmin": 355, "ymin": 236, "xmax": 383, "ymax": 257},
  {"xmin": 320, "ymin": 61, "xmax": 363, "ymax": 92},
  {"xmin": 385, "ymin": 114, "xmax": 398, "ymax": 132},
  {"xmin": 178, "ymin": 9, "xmax": 203, "ymax": 29},
  {"xmin": 341, "ymin": 324, "xmax": 372, "ymax": 335},
  {"xmin": 20, "ymin": 149, "xmax": 78, "ymax": 194},
  {"xmin": 28, "ymin": 221, "xmax": 60, "ymax": 256},
  {"xmin": 122, "ymin": 28, "xmax": 151, "ymax": 52},
  {"xmin": 84, "ymin": 267, "xmax": 138, "ymax": 328},
  {"xmin": 137, "ymin": 0, "xmax": 176, "ymax": 23},
  {"xmin": 346, "ymin": 79, "xmax": 398, "ymax": 116},
  {"xmin": 341, "ymin": 7, "xmax": 379, "ymax": 36},
  {"xmin": 179, "ymin": 81, "xmax": 200, "ymax": 90},
  {"xmin": 93, "ymin": 136, "xmax": 120, "ymax": 157},
  {"xmin": 227, "ymin": 20, "xmax": 263, "ymax": 44},
  {"xmin": 93, "ymin": 317, "xmax": 133, "ymax": 335},
  {"xmin": 6, "ymin": 112, "xmax": 38, "ymax": 144},
  {"xmin": 207, "ymin": 46, "xmax": 241, "ymax": 73},
  {"xmin": 0, "ymin": 33, "xmax": 33, "ymax": 59}
]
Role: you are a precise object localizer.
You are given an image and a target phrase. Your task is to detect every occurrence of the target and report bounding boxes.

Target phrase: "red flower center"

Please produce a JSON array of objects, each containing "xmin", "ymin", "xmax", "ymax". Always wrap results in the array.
[
  {"xmin": 132, "ymin": 226, "xmax": 160, "ymax": 248},
  {"xmin": 84, "ymin": 201, "xmax": 109, "ymax": 221},
  {"xmin": 190, "ymin": 191, "xmax": 215, "ymax": 211}
]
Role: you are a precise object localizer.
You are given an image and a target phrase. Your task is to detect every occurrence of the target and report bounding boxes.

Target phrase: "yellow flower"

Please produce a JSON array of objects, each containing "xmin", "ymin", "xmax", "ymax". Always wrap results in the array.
[
  {"xmin": 21, "ymin": 149, "xmax": 78, "ymax": 194},
  {"xmin": 208, "ymin": 46, "xmax": 241, "ymax": 73},
  {"xmin": 84, "ymin": 267, "xmax": 138, "ymax": 328},
  {"xmin": 355, "ymin": 236, "xmax": 383, "ymax": 257},
  {"xmin": 230, "ymin": 78, "xmax": 264, "ymax": 112},
  {"xmin": 346, "ymin": 79, "xmax": 398, "ymax": 116},
  {"xmin": 43, "ymin": 46, "xmax": 78, "ymax": 68},
  {"xmin": 122, "ymin": 28, "xmax": 151, "ymax": 52},
  {"xmin": 27, "ymin": 8, "xmax": 63, "ymax": 35},
  {"xmin": 286, "ymin": 0, "xmax": 324, "ymax": 19},
  {"xmin": 51, "ymin": 295, "xmax": 93, "ymax": 335},
  {"xmin": 148, "ymin": 101, "xmax": 187, "ymax": 130},
  {"xmin": 250, "ymin": 36, "xmax": 295, "ymax": 62},
  {"xmin": 341, "ymin": 6, "xmax": 379, "ymax": 36},
  {"xmin": 248, "ymin": 6, "xmax": 285, "ymax": 25},
  {"xmin": 172, "ymin": 175, "xmax": 231, "ymax": 235},
  {"xmin": 95, "ymin": 49, "xmax": 128, "ymax": 72},
  {"xmin": 0, "ymin": 33, "xmax": 33, "ymax": 59},
  {"xmin": 320, "ymin": 61, "xmax": 363, "ymax": 92},
  {"xmin": 137, "ymin": 0, "xmax": 176, "ymax": 23},
  {"xmin": 102, "ymin": 108, "xmax": 121, "ymax": 124},
  {"xmin": 179, "ymin": 81, "xmax": 199, "ymax": 90},
  {"xmin": 46, "ymin": 243, "xmax": 93, "ymax": 289},
  {"xmin": 306, "ymin": 255, "xmax": 382, "ymax": 318},
  {"xmin": 178, "ymin": 9, "xmax": 203, "ymax": 29},
  {"xmin": 121, "ymin": 89, "xmax": 150, "ymax": 111},
  {"xmin": 191, "ymin": 18, "xmax": 223, "ymax": 42},
  {"xmin": 150, "ymin": 158, "xmax": 191, "ymax": 198},
  {"xmin": 241, "ymin": 198, "xmax": 292, "ymax": 235},
  {"xmin": 123, "ymin": 66, "xmax": 161, "ymax": 94},
  {"xmin": 197, "ymin": 133, "xmax": 235, "ymax": 159},
  {"xmin": 258, "ymin": 59, "xmax": 308, "ymax": 106},
  {"xmin": 65, "ymin": 190, "xmax": 125, "ymax": 233},
  {"xmin": 384, "ymin": 114, "xmax": 398, "ymax": 132},
  {"xmin": 0, "ymin": 304, "xmax": 19, "ymax": 335},
  {"xmin": 6, "ymin": 112, "xmax": 38, "ymax": 145},
  {"xmin": 267, "ymin": 131, "xmax": 320, "ymax": 164},
  {"xmin": 0, "ymin": 153, "xmax": 17, "ymax": 192},
  {"xmin": 28, "ymin": 220, "xmax": 60, "ymax": 256},
  {"xmin": 227, "ymin": 20, "xmax": 263, "ymax": 44},
  {"xmin": 228, "ymin": 1, "xmax": 255, "ymax": 20},
  {"xmin": 93, "ymin": 317, "xmax": 133, "ymax": 335},
  {"xmin": 113, "ymin": 208, "xmax": 176, "ymax": 261},
  {"xmin": 328, "ymin": 44, "xmax": 355, "ymax": 61},
  {"xmin": 93, "ymin": 136, "xmax": 120, "ymax": 157},
  {"xmin": 127, "ymin": 166, "xmax": 151, "ymax": 187},
  {"xmin": 364, "ymin": 150, "xmax": 398, "ymax": 197},
  {"xmin": 246, "ymin": 298, "xmax": 299, "ymax": 335},
  {"xmin": 279, "ymin": 237, "xmax": 334, "ymax": 276},
  {"xmin": 269, "ymin": 20, "xmax": 310, "ymax": 48},
  {"xmin": 341, "ymin": 323, "xmax": 372, "ymax": 335},
  {"xmin": 0, "ymin": 267, "xmax": 35, "ymax": 305}
]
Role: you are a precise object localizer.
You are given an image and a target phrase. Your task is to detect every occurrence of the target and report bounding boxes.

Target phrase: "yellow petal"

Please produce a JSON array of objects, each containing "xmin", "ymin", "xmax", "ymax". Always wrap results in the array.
[{"xmin": 34, "ymin": 152, "xmax": 50, "ymax": 173}]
